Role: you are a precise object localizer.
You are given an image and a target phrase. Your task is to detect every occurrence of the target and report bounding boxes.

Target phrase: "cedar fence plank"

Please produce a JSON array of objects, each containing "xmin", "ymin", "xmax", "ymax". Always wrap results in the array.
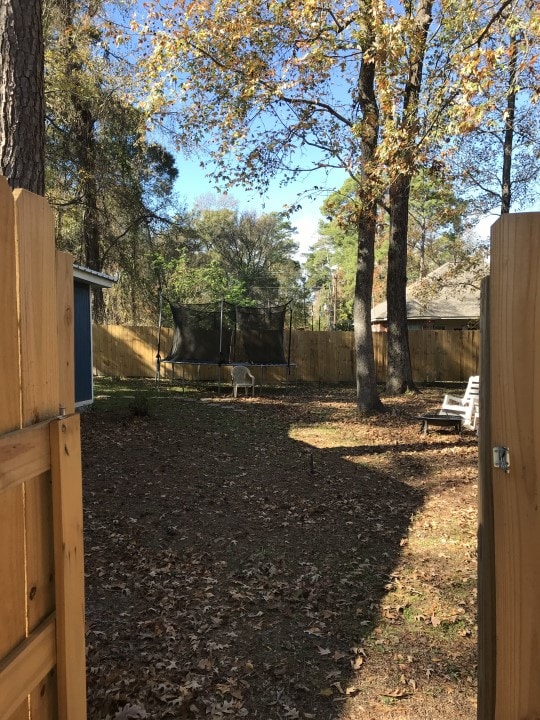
[
  {"xmin": 0, "ymin": 176, "xmax": 20, "ymax": 432},
  {"xmin": 0, "ymin": 176, "xmax": 28, "ymax": 720},
  {"xmin": 28, "ymin": 672, "xmax": 58, "ymax": 720},
  {"xmin": 14, "ymin": 189, "xmax": 59, "ymax": 423},
  {"xmin": 2, "ymin": 180, "xmax": 86, "ymax": 720},
  {"xmin": 0, "ymin": 421, "xmax": 51, "ymax": 494},
  {"xmin": 490, "ymin": 213, "xmax": 540, "ymax": 718},
  {"xmin": 56, "ymin": 251, "xmax": 75, "ymax": 415},
  {"xmin": 478, "ymin": 276, "xmax": 495, "ymax": 720},
  {"xmin": 50, "ymin": 414, "xmax": 87, "ymax": 720},
  {"xmin": 25, "ymin": 472, "xmax": 56, "ymax": 634},
  {"xmin": 0, "ymin": 488, "xmax": 27, "ymax": 720},
  {"xmin": 15, "ymin": 187, "xmax": 61, "ymax": 719},
  {"xmin": 0, "ymin": 614, "xmax": 56, "ymax": 720}
]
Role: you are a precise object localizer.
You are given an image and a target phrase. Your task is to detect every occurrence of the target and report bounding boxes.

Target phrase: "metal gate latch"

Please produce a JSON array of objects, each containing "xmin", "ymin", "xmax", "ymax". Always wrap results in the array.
[{"xmin": 493, "ymin": 446, "xmax": 510, "ymax": 473}]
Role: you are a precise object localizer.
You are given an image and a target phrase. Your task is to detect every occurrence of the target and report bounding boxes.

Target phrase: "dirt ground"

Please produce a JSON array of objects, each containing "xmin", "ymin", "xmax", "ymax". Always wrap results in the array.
[{"xmin": 82, "ymin": 379, "xmax": 478, "ymax": 720}]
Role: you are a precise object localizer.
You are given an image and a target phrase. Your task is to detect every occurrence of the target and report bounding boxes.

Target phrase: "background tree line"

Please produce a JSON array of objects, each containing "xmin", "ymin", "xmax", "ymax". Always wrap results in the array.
[{"xmin": 41, "ymin": 0, "xmax": 306, "ymax": 323}]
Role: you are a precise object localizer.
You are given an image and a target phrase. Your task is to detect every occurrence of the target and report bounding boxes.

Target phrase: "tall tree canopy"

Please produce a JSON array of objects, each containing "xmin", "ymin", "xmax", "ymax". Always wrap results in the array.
[
  {"xmin": 44, "ymin": 0, "xmax": 184, "ymax": 322},
  {"xmin": 305, "ymin": 172, "xmax": 470, "ymax": 328},
  {"xmin": 130, "ymin": 0, "xmax": 539, "ymax": 411},
  {"xmin": 194, "ymin": 208, "xmax": 299, "ymax": 302},
  {"xmin": 407, "ymin": 170, "xmax": 470, "ymax": 281},
  {"xmin": 161, "ymin": 206, "xmax": 301, "ymax": 307},
  {"xmin": 450, "ymin": 4, "xmax": 540, "ymax": 217}
]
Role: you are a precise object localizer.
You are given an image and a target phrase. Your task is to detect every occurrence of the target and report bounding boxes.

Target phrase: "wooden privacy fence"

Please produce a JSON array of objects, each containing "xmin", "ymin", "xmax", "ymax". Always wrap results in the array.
[
  {"xmin": 92, "ymin": 325, "xmax": 480, "ymax": 383},
  {"xmin": 0, "ymin": 178, "xmax": 86, "ymax": 720}
]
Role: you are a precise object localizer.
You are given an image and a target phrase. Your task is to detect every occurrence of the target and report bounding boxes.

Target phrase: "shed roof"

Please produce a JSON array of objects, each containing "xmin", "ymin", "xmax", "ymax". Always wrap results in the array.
[{"xmin": 73, "ymin": 264, "xmax": 116, "ymax": 288}]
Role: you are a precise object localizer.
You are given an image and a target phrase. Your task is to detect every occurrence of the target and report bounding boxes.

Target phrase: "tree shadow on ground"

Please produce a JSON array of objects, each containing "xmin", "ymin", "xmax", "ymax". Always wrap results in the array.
[{"xmin": 81, "ymin": 387, "xmax": 468, "ymax": 719}]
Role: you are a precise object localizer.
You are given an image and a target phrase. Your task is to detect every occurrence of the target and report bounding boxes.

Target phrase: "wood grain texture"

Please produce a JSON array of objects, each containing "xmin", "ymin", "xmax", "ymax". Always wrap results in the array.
[
  {"xmin": 56, "ymin": 252, "xmax": 75, "ymax": 415},
  {"xmin": 490, "ymin": 212, "xmax": 540, "ymax": 719},
  {"xmin": 14, "ymin": 188, "xmax": 59, "ymax": 424},
  {"xmin": 0, "ymin": 176, "xmax": 20, "ymax": 431},
  {"xmin": 25, "ymin": 472, "xmax": 55, "ymax": 635},
  {"xmin": 50, "ymin": 414, "xmax": 87, "ymax": 720},
  {"xmin": 0, "ymin": 421, "xmax": 50, "ymax": 493},
  {"xmin": 15, "ymin": 187, "xmax": 57, "ymax": 636},
  {"xmin": 0, "ymin": 486, "xmax": 27, "ymax": 702},
  {"xmin": 0, "ymin": 614, "xmax": 56, "ymax": 720},
  {"xmin": 29, "ymin": 672, "xmax": 58, "ymax": 720},
  {"xmin": 0, "ymin": 175, "xmax": 28, "ymax": 720},
  {"xmin": 477, "ymin": 276, "xmax": 495, "ymax": 720}
]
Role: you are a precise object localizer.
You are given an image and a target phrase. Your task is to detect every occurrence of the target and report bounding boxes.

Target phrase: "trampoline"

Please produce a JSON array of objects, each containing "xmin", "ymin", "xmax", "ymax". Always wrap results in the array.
[{"xmin": 156, "ymin": 299, "xmax": 297, "ymax": 391}]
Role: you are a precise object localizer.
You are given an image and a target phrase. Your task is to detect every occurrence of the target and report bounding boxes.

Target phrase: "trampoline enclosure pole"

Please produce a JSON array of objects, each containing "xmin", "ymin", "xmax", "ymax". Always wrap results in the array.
[
  {"xmin": 287, "ymin": 302, "xmax": 293, "ymax": 374},
  {"xmin": 219, "ymin": 298, "xmax": 224, "ymax": 363},
  {"xmin": 156, "ymin": 290, "xmax": 163, "ymax": 385}
]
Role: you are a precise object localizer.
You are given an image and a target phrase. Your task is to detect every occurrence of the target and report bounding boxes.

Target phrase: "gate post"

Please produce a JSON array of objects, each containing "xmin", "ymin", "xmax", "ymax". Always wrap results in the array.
[{"xmin": 478, "ymin": 276, "xmax": 495, "ymax": 720}]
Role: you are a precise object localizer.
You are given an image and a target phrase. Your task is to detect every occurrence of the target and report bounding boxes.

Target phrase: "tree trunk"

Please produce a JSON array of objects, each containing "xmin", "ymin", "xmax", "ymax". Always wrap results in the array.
[
  {"xmin": 387, "ymin": 174, "xmax": 415, "ymax": 394},
  {"xmin": 419, "ymin": 219, "xmax": 426, "ymax": 279},
  {"xmin": 355, "ymin": 207, "xmax": 384, "ymax": 413},
  {"xmin": 354, "ymin": 17, "xmax": 385, "ymax": 414},
  {"xmin": 79, "ymin": 116, "xmax": 104, "ymax": 321},
  {"xmin": 0, "ymin": 0, "xmax": 45, "ymax": 194},
  {"xmin": 384, "ymin": 0, "xmax": 433, "ymax": 395},
  {"xmin": 59, "ymin": 0, "xmax": 104, "ymax": 320}
]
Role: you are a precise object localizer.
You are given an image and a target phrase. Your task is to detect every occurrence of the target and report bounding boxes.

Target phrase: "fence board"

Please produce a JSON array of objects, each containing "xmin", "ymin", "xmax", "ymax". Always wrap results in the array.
[
  {"xmin": 373, "ymin": 332, "xmax": 387, "ymax": 383},
  {"xmin": 0, "ymin": 614, "xmax": 56, "ymax": 720},
  {"xmin": 489, "ymin": 213, "xmax": 540, "ymax": 718},
  {"xmin": 29, "ymin": 673, "xmax": 58, "ymax": 720},
  {"xmin": 0, "ymin": 184, "xmax": 88, "ymax": 719},
  {"xmin": 14, "ymin": 189, "xmax": 59, "ymax": 423},
  {"xmin": 0, "ymin": 421, "xmax": 51, "ymax": 493},
  {"xmin": 0, "ymin": 414, "xmax": 85, "ymax": 720},
  {"xmin": 0, "ymin": 177, "xmax": 28, "ymax": 720},
  {"xmin": 15, "ymin": 189, "xmax": 59, "ymax": 720},
  {"xmin": 93, "ymin": 325, "xmax": 480, "ymax": 383},
  {"xmin": 56, "ymin": 251, "xmax": 75, "ymax": 415},
  {"xmin": 478, "ymin": 277, "xmax": 495, "ymax": 720},
  {"xmin": 0, "ymin": 177, "xmax": 20, "ymax": 432},
  {"xmin": 0, "ymin": 489, "xmax": 27, "ymax": 720},
  {"xmin": 25, "ymin": 473, "xmax": 56, "ymax": 634},
  {"xmin": 50, "ymin": 415, "xmax": 86, "ymax": 720}
]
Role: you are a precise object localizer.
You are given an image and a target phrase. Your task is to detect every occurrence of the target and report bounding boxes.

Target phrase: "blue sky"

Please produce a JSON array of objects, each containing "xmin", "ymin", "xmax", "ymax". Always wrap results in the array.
[
  {"xmin": 172, "ymin": 154, "xmax": 349, "ymax": 262},
  {"xmin": 174, "ymin": 152, "xmax": 540, "ymax": 258},
  {"xmin": 173, "ymin": 152, "xmax": 534, "ymax": 261}
]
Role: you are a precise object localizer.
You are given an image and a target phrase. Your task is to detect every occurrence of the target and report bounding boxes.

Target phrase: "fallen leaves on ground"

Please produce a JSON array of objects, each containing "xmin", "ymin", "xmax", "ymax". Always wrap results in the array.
[{"xmin": 83, "ymin": 381, "xmax": 477, "ymax": 719}]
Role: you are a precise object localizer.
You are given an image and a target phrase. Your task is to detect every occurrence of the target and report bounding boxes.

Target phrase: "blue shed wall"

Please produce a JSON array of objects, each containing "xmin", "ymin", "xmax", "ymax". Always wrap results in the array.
[{"xmin": 74, "ymin": 281, "xmax": 93, "ymax": 405}]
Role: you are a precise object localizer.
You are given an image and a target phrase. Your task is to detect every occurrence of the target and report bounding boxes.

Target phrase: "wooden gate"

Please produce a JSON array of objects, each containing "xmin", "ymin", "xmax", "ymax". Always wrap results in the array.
[
  {"xmin": 0, "ymin": 178, "xmax": 86, "ymax": 719},
  {"xmin": 478, "ymin": 212, "xmax": 540, "ymax": 719}
]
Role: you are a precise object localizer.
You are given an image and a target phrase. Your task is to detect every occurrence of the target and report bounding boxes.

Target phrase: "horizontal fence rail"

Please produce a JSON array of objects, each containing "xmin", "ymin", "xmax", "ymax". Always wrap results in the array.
[{"xmin": 93, "ymin": 325, "xmax": 480, "ymax": 384}]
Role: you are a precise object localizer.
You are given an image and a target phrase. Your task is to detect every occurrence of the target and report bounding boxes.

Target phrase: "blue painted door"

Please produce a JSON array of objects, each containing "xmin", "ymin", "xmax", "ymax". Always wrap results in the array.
[{"xmin": 74, "ymin": 281, "xmax": 93, "ymax": 405}]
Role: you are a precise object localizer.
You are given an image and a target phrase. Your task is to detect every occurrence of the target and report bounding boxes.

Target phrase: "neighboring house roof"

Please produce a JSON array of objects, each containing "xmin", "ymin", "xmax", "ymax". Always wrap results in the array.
[
  {"xmin": 73, "ymin": 264, "xmax": 116, "ymax": 288},
  {"xmin": 371, "ymin": 261, "xmax": 487, "ymax": 323}
]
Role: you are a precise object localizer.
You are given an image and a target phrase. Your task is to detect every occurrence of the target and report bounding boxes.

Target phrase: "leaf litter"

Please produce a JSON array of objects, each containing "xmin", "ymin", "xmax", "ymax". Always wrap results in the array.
[{"xmin": 83, "ymin": 380, "xmax": 477, "ymax": 719}]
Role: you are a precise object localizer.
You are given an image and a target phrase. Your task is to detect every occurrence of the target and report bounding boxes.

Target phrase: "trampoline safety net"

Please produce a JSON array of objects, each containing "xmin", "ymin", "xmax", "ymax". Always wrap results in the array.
[{"xmin": 163, "ymin": 301, "xmax": 290, "ymax": 365}]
